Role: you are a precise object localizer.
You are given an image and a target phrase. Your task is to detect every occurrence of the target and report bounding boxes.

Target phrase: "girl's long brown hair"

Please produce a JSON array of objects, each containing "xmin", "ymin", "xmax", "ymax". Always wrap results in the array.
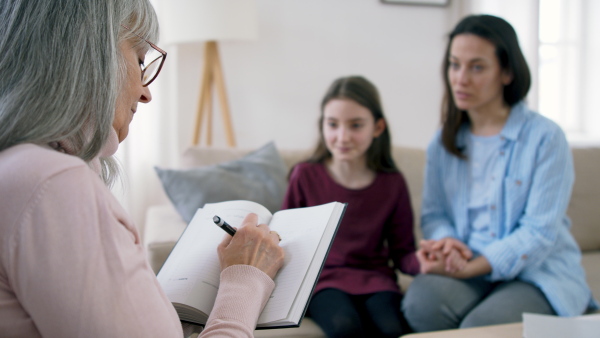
[{"xmin": 306, "ymin": 75, "xmax": 397, "ymax": 173}]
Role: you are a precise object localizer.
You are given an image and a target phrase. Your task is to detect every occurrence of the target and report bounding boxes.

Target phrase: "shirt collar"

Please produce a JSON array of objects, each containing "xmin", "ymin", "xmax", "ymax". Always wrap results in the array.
[
  {"xmin": 499, "ymin": 101, "xmax": 528, "ymax": 141},
  {"xmin": 457, "ymin": 101, "xmax": 528, "ymax": 147}
]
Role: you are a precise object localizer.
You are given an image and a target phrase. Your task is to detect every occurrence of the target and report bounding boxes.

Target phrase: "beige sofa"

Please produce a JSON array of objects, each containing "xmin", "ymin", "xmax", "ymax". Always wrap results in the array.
[{"xmin": 143, "ymin": 145, "xmax": 600, "ymax": 337}]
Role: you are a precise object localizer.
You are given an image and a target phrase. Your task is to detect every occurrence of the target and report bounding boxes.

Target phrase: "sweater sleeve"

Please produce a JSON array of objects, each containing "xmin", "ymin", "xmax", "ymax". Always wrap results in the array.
[
  {"xmin": 200, "ymin": 265, "xmax": 275, "ymax": 337},
  {"xmin": 7, "ymin": 165, "xmax": 183, "ymax": 337},
  {"xmin": 281, "ymin": 164, "xmax": 307, "ymax": 210},
  {"xmin": 387, "ymin": 173, "xmax": 420, "ymax": 276}
]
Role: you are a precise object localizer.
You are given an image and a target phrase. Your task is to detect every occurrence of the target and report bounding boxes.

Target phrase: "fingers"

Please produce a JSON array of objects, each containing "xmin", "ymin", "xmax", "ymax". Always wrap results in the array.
[
  {"xmin": 416, "ymin": 248, "xmax": 428, "ymax": 264},
  {"xmin": 235, "ymin": 213, "xmax": 282, "ymax": 242},
  {"xmin": 430, "ymin": 240, "xmax": 444, "ymax": 251},
  {"xmin": 217, "ymin": 214, "xmax": 285, "ymax": 280},
  {"xmin": 439, "ymin": 239, "xmax": 458, "ymax": 255},
  {"xmin": 419, "ymin": 239, "xmax": 434, "ymax": 257},
  {"xmin": 269, "ymin": 230, "xmax": 282, "ymax": 242},
  {"xmin": 419, "ymin": 239, "xmax": 435, "ymax": 250},
  {"xmin": 217, "ymin": 232, "xmax": 234, "ymax": 251},
  {"xmin": 239, "ymin": 213, "xmax": 259, "ymax": 228},
  {"xmin": 416, "ymin": 248, "xmax": 446, "ymax": 275},
  {"xmin": 456, "ymin": 243, "xmax": 473, "ymax": 260},
  {"xmin": 444, "ymin": 249, "xmax": 467, "ymax": 273},
  {"xmin": 443, "ymin": 241, "xmax": 454, "ymax": 255},
  {"xmin": 418, "ymin": 238, "xmax": 472, "ymax": 275},
  {"xmin": 430, "ymin": 237, "xmax": 472, "ymax": 260},
  {"xmin": 446, "ymin": 239, "xmax": 473, "ymax": 259},
  {"xmin": 416, "ymin": 249, "xmax": 429, "ymax": 274}
]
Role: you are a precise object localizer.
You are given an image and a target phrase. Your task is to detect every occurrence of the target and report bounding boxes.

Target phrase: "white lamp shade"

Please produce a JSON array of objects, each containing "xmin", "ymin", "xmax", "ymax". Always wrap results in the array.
[{"xmin": 160, "ymin": 0, "xmax": 258, "ymax": 45}]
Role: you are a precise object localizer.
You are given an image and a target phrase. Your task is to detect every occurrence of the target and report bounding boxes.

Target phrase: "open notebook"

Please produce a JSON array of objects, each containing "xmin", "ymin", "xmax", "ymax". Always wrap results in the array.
[{"xmin": 157, "ymin": 200, "xmax": 346, "ymax": 329}]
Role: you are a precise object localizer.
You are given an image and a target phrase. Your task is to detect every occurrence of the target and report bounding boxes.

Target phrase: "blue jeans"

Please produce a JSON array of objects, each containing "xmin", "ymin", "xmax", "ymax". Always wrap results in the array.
[{"xmin": 401, "ymin": 274, "xmax": 555, "ymax": 332}]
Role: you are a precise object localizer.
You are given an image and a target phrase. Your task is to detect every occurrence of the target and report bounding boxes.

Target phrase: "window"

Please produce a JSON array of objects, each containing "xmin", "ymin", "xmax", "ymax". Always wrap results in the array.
[
  {"xmin": 538, "ymin": 0, "xmax": 600, "ymax": 142},
  {"xmin": 468, "ymin": 0, "xmax": 600, "ymax": 143}
]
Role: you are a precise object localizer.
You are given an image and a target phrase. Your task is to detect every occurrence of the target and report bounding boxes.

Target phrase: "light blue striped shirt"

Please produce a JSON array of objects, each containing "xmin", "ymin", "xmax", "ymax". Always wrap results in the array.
[
  {"xmin": 466, "ymin": 133, "xmax": 503, "ymax": 254},
  {"xmin": 421, "ymin": 102, "xmax": 598, "ymax": 316}
]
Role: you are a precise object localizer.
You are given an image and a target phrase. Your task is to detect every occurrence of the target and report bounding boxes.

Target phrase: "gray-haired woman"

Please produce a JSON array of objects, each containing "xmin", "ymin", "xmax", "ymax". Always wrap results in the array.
[{"xmin": 0, "ymin": 0, "xmax": 284, "ymax": 336}]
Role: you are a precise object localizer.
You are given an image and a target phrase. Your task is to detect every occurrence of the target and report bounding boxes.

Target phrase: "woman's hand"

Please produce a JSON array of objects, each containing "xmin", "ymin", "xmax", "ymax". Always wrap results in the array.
[
  {"xmin": 217, "ymin": 213, "xmax": 285, "ymax": 280},
  {"xmin": 430, "ymin": 237, "xmax": 473, "ymax": 261},
  {"xmin": 430, "ymin": 237, "xmax": 472, "ymax": 273},
  {"xmin": 417, "ymin": 239, "xmax": 491, "ymax": 279},
  {"xmin": 416, "ymin": 242, "xmax": 446, "ymax": 275},
  {"xmin": 417, "ymin": 238, "xmax": 471, "ymax": 275}
]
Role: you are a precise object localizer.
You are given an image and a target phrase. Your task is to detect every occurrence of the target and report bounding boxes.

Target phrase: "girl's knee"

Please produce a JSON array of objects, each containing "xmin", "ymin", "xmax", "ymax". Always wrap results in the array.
[
  {"xmin": 372, "ymin": 320, "xmax": 406, "ymax": 338},
  {"xmin": 324, "ymin": 314, "xmax": 365, "ymax": 338}
]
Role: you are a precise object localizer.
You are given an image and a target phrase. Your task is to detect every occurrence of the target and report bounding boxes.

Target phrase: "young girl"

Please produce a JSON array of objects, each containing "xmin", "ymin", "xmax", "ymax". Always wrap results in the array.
[{"xmin": 281, "ymin": 76, "xmax": 419, "ymax": 338}]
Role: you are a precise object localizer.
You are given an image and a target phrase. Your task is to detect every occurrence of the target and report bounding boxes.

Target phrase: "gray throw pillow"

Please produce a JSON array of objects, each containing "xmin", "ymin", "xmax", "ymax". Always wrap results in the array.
[{"xmin": 155, "ymin": 142, "xmax": 288, "ymax": 223}]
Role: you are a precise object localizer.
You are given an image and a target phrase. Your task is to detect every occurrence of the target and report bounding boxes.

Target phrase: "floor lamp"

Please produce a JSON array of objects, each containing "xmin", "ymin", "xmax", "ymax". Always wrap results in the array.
[{"xmin": 161, "ymin": 0, "xmax": 258, "ymax": 146}]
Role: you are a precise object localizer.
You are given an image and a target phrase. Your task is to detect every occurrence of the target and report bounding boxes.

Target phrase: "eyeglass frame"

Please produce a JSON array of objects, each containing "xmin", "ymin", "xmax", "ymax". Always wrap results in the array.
[{"xmin": 120, "ymin": 24, "xmax": 167, "ymax": 87}]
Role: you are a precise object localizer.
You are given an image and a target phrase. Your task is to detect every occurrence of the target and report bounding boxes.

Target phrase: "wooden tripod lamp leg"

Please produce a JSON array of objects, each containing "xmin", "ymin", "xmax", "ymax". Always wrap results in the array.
[
  {"xmin": 192, "ymin": 41, "xmax": 214, "ymax": 146},
  {"xmin": 211, "ymin": 42, "xmax": 236, "ymax": 147},
  {"xmin": 205, "ymin": 48, "xmax": 214, "ymax": 146},
  {"xmin": 192, "ymin": 40, "xmax": 236, "ymax": 147}
]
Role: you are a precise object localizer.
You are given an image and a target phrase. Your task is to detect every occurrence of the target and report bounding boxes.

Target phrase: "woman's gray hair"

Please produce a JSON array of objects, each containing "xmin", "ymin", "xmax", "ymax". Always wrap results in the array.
[{"xmin": 0, "ymin": 0, "xmax": 159, "ymax": 186}]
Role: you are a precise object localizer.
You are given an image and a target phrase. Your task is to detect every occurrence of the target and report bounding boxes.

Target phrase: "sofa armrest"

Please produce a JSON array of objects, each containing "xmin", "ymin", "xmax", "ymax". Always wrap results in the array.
[{"xmin": 144, "ymin": 204, "xmax": 187, "ymax": 274}]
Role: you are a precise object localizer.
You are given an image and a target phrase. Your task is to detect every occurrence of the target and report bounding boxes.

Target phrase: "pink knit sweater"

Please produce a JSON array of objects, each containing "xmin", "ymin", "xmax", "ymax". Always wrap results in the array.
[{"xmin": 0, "ymin": 144, "xmax": 274, "ymax": 337}]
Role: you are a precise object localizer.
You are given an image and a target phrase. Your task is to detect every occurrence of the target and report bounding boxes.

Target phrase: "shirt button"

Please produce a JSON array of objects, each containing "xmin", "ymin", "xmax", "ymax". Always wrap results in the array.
[
  {"xmin": 521, "ymin": 254, "xmax": 528, "ymax": 260},
  {"xmin": 501, "ymin": 136, "xmax": 506, "ymax": 141},
  {"xmin": 500, "ymin": 151, "xmax": 505, "ymax": 156},
  {"xmin": 491, "ymin": 232, "xmax": 496, "ymax": 237},
  {"xmin": 490, "ymin": 205, "xmax": 496, "ymax": 210},
  {"xmin": 516, "ymin": 180, "xmax": 522, "ymax": 186}
]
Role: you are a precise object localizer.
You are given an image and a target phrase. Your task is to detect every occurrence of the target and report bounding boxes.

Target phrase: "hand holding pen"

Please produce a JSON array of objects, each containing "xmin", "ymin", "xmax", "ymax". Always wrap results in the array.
[
  {"xmin": 213, "ymin": 215, "xmax": 236, "ymax": 236},
  {"xmin": 213, "ymin": 214, "xmax": 282, "ymax": 242},
  {"xmin": 214, "ymin": 213, "xmax": 285, "ymax": 279}
]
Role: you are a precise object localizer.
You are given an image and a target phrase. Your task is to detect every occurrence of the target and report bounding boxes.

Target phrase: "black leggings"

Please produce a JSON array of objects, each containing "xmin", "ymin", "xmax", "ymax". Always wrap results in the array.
[{"xmin": 307, "ymin": 288, "xmax": 410, "ymax": 338}]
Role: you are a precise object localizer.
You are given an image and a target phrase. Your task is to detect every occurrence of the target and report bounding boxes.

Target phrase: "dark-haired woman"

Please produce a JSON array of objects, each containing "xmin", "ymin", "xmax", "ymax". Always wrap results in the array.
[{"xmin": 401, "ymin": 14, "xmax": 597, "ymax": 332}]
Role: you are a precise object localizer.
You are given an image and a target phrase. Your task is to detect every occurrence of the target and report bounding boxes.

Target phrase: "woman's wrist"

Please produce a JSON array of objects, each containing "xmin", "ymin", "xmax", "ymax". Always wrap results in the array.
[{"xmin": 452, "ymin": 256, "xmax": 492, "ymax": 279}]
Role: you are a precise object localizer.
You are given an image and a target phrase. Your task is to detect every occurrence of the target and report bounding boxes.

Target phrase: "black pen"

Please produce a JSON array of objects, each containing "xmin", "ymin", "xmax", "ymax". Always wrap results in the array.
[{"xmin": 213, "ymin": 215, "xmax": 236, "ymax": 236}]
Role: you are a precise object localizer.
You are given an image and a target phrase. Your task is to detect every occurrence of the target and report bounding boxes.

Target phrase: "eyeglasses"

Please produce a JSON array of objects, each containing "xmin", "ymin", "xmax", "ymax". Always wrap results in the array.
[{"xmin": 121, "ymin": 25, "xmax": 167, "ymax": 87}]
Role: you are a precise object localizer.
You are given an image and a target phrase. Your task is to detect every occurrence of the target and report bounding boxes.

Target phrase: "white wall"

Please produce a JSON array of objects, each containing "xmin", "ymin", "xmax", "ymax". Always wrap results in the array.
[{"xmin": 154, "ymin": 0, "xmax": 457, "ymax": 154}]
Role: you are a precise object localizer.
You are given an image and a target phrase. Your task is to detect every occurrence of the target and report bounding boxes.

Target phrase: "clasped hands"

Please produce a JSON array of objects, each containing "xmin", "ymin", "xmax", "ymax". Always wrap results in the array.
[{"xmin": 417, "ymin": 237, "xmax": 473, "ymax": 278}]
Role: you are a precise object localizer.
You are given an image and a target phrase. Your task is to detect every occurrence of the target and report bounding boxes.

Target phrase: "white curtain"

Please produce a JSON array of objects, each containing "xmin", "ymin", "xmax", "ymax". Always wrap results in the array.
[
  {"xmin": 111, "ymin": 76, "xmax": 177, "ymax": 233},
  {"xmin": 112, "ymin": 24, "xmax": 183, "ymax": 234},
  {"xmin": 538, "ymin": 0, "xmax": 600, "ymax": 143}
]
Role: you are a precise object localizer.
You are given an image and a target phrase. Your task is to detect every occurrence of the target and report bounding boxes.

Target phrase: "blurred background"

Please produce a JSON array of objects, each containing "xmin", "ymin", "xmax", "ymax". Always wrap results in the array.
[{"xmin": 114, "ymin": 0, "xmax": 600, "ymax": 228}]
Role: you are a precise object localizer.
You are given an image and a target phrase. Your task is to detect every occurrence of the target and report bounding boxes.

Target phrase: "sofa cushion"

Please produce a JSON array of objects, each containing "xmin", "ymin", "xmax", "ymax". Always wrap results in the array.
[
  {"xmin": 182, "ymin": 145, "xmax": 311, "ymax": 172},
  {"xmin": 391, "ymin": 146, "xmax": 426, "ymax": 241},
  {"xmin": 582, "ymin": 252, "xmax": 600, "ymax": 305},
  {"xmin": 568, "ymin": 147, "xmax": 600, "ymax": 252},
  {"xmin": 154, "ymin": 142, "xmax": 288, "ymax": 223},
  {"xmin": 144, "ymin": 205, "xmax": 187, "ymax": 273}
]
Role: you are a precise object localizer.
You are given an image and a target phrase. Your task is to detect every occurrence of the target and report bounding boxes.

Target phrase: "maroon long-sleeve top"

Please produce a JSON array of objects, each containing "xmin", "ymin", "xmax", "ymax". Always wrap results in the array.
[{"xmin": 281, "ymin": 162, "xmax": 420, "ymax": 295}]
